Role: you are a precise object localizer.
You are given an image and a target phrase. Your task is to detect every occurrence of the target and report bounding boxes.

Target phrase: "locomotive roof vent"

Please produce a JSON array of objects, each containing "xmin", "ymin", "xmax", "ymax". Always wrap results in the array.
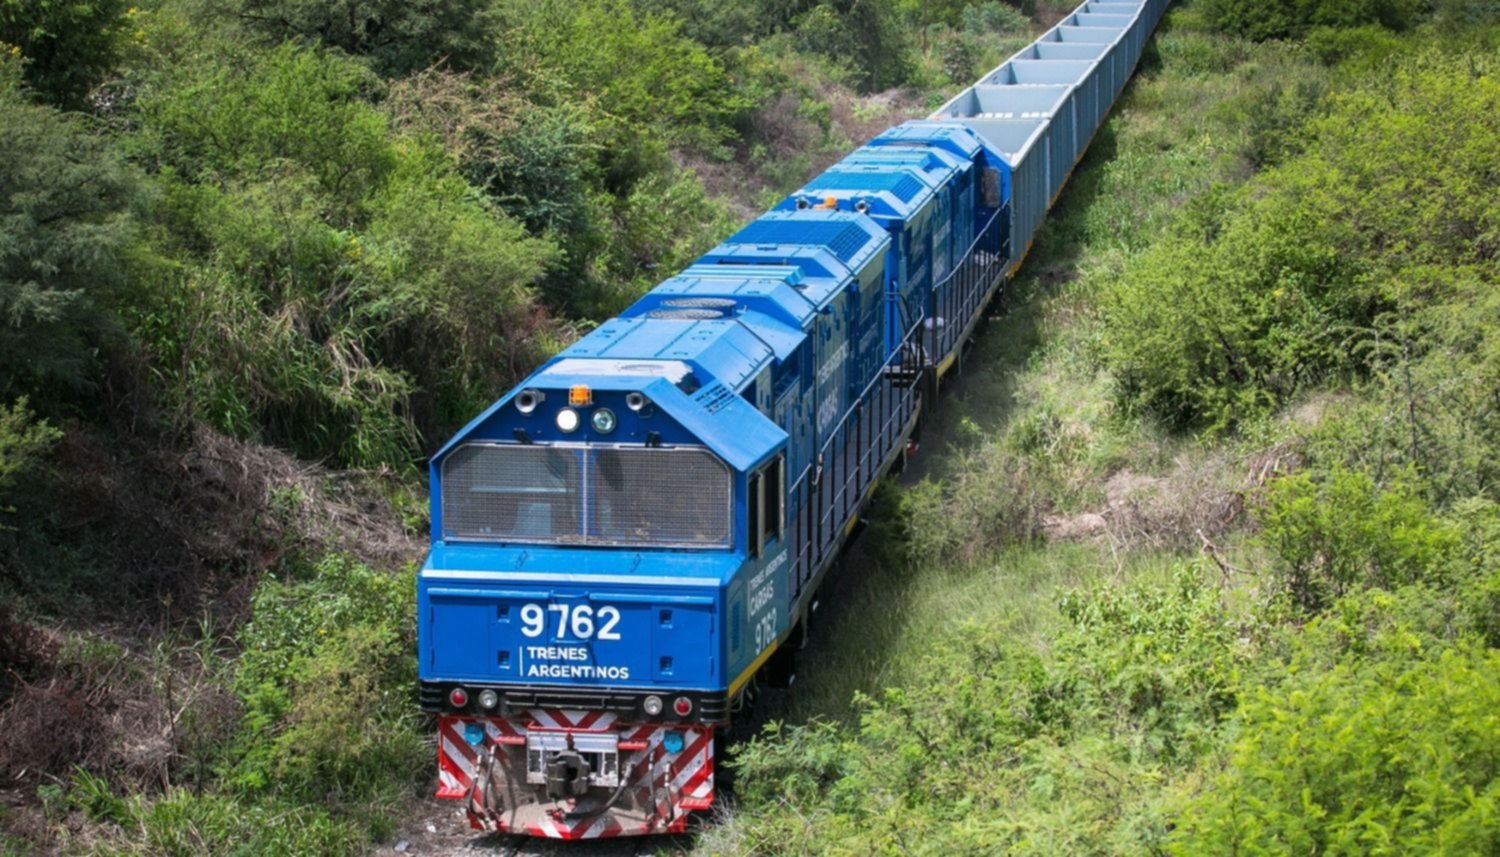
[
  {"xmin": 647, "ymin": 308, "xmax": 725, "ymax": 320},
  {"xmin": 663, "ymin": 297, "xmax": 737, "ymax": 310},
  {"xmin": 648, "ymin": 297, "xmax": 738, "ymax": 320}
]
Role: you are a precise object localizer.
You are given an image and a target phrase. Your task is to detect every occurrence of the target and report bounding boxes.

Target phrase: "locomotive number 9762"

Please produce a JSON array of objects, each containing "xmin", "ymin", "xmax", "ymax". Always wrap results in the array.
[{"xmin": 518, "ymin": 603, "xmax": 623, "ymax": 641}]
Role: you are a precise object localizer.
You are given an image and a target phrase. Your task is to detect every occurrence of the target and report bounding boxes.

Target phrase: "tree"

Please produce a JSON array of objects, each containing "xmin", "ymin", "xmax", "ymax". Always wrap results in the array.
[
  {"xmin": 0, "ymin": 58, "xmax": 138, "ymax": 406},
  {"xmin": 130, "ymin": 45, "xmax": 559, "ymax": 465},
  {"xmin": 0, "ymin": 0, "xmax": 129, "ymax": 107},
  {"xmin": 232, "ymin": 0, "xmax": 498, "ymax": 75}
]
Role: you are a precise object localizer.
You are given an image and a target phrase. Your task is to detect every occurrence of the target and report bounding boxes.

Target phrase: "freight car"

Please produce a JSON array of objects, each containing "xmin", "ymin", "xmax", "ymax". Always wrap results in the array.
[{"xmin": 418, "ymin": 0, "xmax": 1169, "ymax": 838}]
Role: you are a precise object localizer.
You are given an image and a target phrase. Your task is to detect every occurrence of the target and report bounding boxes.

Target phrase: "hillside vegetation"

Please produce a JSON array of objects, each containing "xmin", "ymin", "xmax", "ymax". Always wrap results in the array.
[
  {"xmin": 0, "ymin": 0, "xmax": 1055, "ymax": 853},
  {"xmin": 1, "ymin": 0, "xmax": 1498, "ymax": 854},
  {"xmin": 701, "ymin": 3, "xmax": 1500, "ymax": 855}
]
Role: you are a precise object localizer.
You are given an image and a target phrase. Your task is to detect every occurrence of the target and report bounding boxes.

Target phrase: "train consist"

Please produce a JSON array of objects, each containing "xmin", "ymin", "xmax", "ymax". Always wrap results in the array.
[{"xmin": 418, "ymin": 0, "xmax": 1168, "ymax": 839}]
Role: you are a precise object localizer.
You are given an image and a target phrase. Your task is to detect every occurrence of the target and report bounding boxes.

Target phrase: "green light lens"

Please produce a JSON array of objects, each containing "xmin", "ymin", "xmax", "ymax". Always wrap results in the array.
[{"xmin": 591, "ymin": 408, "xmax": 617, "ymax": 434}]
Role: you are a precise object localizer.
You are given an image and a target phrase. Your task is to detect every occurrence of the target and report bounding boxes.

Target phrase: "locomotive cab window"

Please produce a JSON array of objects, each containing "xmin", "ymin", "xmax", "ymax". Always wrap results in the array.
[{"xmin": 748, "ymin": 455, "xmax": 785, "ymax": 558}]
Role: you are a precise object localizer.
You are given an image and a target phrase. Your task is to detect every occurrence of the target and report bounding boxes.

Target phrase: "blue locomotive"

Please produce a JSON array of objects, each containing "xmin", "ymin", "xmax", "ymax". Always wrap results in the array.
[{"xmin": 418, "ymin": 0, "xmax": 1169, "ymax": 838}]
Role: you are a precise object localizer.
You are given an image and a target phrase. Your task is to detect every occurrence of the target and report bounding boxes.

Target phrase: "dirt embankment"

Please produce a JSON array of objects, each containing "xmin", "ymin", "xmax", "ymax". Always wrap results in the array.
[{"xmin": 0, "ymin": 422, "xmax": 424, "ymax": 849}]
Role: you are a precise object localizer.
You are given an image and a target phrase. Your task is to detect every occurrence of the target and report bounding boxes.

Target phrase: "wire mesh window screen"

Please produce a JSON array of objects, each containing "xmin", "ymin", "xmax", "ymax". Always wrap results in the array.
[
  {"xmin": 587, "ymin": 448, "xmax": 731, "ymax": 547},
  {"xmin": 441, "ymin": 445, "xmax": 584, "ymax": 542},
  {"xmin": 442, "ymin": 444, "xmax": 731, "ymax": 548}
]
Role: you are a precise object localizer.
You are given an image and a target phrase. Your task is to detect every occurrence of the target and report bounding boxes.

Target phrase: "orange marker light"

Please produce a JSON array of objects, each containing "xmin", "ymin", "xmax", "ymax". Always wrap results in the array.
[
  {"xmin": 823, "ymin": 195, "xmax": 838, "ymax": 209},
  {"xmin": 568, "ymin": 385, "xmax": 592, "ymax": 407}
]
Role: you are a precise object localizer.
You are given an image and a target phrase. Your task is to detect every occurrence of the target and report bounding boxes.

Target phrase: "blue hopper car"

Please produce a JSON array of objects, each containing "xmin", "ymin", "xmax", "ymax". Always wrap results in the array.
[{"xmin": 418, "ymin": 0, "xmax": 1170, "ymax": 838}]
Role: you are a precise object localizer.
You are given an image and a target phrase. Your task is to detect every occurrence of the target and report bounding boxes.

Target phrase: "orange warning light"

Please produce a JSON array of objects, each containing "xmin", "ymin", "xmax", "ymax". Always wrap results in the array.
[{"xmin": 568, "ymin": 385, "xmax": 592, "ymax": 407}]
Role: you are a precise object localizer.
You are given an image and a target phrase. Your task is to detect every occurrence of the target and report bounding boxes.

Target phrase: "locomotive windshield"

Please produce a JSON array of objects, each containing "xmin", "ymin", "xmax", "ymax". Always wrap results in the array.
[{"xmin": 441, "ymin": 443, "xmax": 732, "ymax": 549}]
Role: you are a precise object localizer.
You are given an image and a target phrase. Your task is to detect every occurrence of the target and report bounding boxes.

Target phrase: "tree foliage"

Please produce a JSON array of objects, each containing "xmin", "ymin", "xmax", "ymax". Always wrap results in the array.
[
  {"xmin": 0, "ymin": 398, "xmax": 60, "ymax": 499},
  {"xmin": 1101, "ymin": 51, "xmax": 1500, "ymax": 432},
  {"xmin": 0, "ymin": 59, "xmax": 137, "ymax": 406},
  {"xmin": 131, "ymin": 43, "xmax": 557, "ymax": 465},
  {"xmin": 1171, "ymin": 646, "xmax": 1500, "ymax": 855},
  {"xmin": 0, "ymin": 0, "xmax": 129, "ymax": 107},
  {"xmin": 1203, "ymin": 0, "xmax": 1421, "ymax": 41},
  {"xmin": 232, "ymin": 0, "xmax": 498, "ymax": 74}
]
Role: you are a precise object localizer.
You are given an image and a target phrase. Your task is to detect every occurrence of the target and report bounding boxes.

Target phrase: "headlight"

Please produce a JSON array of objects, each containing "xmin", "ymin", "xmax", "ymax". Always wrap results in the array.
[
  {"xmin": 643, "ymin": 695, "xmax": 663, "ymax": 716},
  {"xmin": 556, "ymin": 408, "xmax": 580, "ymax": 433},
  {"xmin": 477, "ymin": 689, "xmax": 499, "ymax": 710},
  {"xmin": 591, "ymin": 407, "xmax": 617, "ymax": 434}
]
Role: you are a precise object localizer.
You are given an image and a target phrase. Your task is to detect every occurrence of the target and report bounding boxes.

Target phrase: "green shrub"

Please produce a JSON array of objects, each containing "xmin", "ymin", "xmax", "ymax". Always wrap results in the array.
[
  {"xmin": 1214, "ymin": 73, "xmax": 1327, "ymax": 168},
  {"xmin": 230, "ymin": 555, "xmax": 421, "ymax": 803},
  {"xmin": 962, "ymin": 2, "xmax": 1032, "ymax": 35},
  {"xmin": 130, "ymin": 43, "xmax": 557, "ymax": 465},
  {"xmin": 1259, "ymin": 467, "xmax": 1460, "ymax": 611},
  {"xmin": 498, "ymin": 0, "xmax": 749, "ymax": 152},
  {"xmin": 789, "ymin": 0, "xmax": 915, "ymax": 92},
  {"xmin": 1101, "ymin": 52, "xmax": 1500, "ymax": 431},
  {"xmin": 727, "ymin": 563, "xmax": 1260, "ymax": 854},
  {"xmin": 138, "ymin": 43, "xmax": 393, "ymax": 215},
  {"xmin": 0, "ymin": 398, "xmax": 60, "ymax": 498},
  {"xmin": 361, "ymin": 144, "xmax": 561, "ymax": 437},
  {"xmin": 1452, "ymin": 500, "xmax": 1500, "ymax": 647},
  {"xmin": 1303, "ymin": 23, "xmax": 1406, "ymax": 66},
  {"xmin": 1436, "ymin": 0, "xmax": 1500, "ymax": 29},
  {"xmin": 261, "ymin": 623, "xmax": 425, "ymax": 802},
  {"xmin": 1202, "ymin": 0, "xmax": 1419, "ymax": 42},
  {"xmin": 1171, "ymin": 645, "xmax": 1500, "ymax": 855},
  {"xmin": 1101, "ymin": 192, "xmax": 1369, "ymax": 430}
]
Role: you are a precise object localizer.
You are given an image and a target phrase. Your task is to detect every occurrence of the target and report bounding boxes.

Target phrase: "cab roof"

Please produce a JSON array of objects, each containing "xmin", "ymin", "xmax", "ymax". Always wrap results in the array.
[{"xmin": 430, "ymin": 315, "xmax": 794, "ymax": 473}]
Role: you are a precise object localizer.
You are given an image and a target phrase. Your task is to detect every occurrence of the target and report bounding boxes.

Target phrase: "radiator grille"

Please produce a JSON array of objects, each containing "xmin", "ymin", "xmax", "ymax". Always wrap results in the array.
[
  {"xmin": 441, "ymin": 444, "xmax": 731, "ymax": 548},
  {"xmin": 442, "ymin": 445, "xmax": 584, "ymax": 542},
  {"xmin": 587, "ymin": 448, "xmax": 731, "ymax": 546}
]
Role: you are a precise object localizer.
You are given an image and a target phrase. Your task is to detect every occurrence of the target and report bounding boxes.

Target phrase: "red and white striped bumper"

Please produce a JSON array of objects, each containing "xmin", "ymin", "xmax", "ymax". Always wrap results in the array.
[{"xmin": 436, "ymin": 709, "xmax": 714, "ymax": 839}]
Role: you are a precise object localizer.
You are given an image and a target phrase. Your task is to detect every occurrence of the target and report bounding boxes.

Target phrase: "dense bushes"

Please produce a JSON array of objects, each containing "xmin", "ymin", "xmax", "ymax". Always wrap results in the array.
[
  {"xmin": 1173, "ymin": 645, "xmax": 1500, "ymax": 855},
  {"xmin": 0, "ymin": 0, "xmax": 129, "ymax": 107},
  {"xmin": 1101, "ymin": 51, "xmax": 1500, "ymax": 432},
  {"xmin": 719, "ymin": 563, "xmax": 1256, "ymax": 855},
  {"xmin": 1203, "ymin": 0, "xmax": 1420, "ymax": 41},
  {"xmin": 1260, "ymin": 467, "xmax": 1461, "ymax": 610},
  {"xmin": 127, "ymin": 42, "xmax": 560, "ymax": 465},
  {"xmin": 233, "ymin": 0, "xmax": 499, "ymax": 75},
  {"xmin": 230, "ymin": 555, "xmax": 422, "ymax": 803}
]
